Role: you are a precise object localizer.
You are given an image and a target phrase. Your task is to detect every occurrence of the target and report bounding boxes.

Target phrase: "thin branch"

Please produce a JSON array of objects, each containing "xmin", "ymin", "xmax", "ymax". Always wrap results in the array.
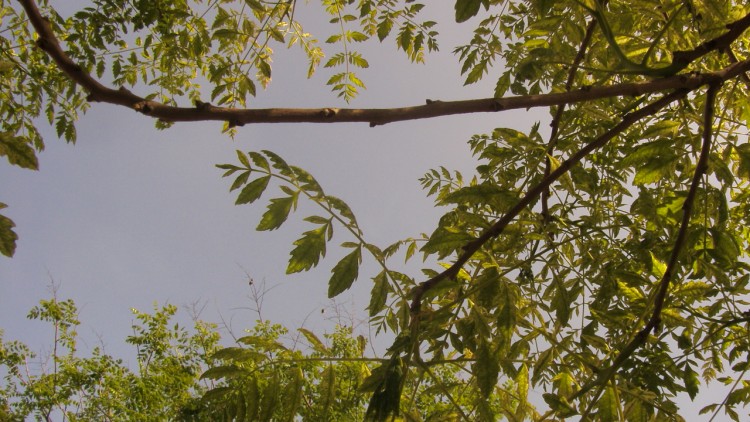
[{"xmin": 15, "ymin": 0, "xmax": 750, "ymax": 127}]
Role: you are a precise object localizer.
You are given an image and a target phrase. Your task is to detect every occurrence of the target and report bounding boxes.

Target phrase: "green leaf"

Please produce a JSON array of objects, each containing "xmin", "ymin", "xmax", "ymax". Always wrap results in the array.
[
  {"xmin": 708, "ymin": 228, "xmax": 740, "ymax": 268},
  {"xmin": 200, "ymin": 364, "xmax": 243, "ymax": 380},
  {"xmin": 455, "ymin": 0, "xmax": 482, "ymax": 23},
  {"xmin": 684, "ymin": 365, "xmax": 700, "ymax": 400},
  {"xmin": 421, "ymin": 227, "xmax": 475, "ymax": 259},
  {"xmin": 249, "ymin": 151, "xmax": 270, "ymax": 171},
  {"xmin": 326, "ymin": 195, "xmax": 359, "ymax": 230},
  {"xmin": 298, "ymin": 328, "xmax": 329, "ymax": 354},
  {"xmin": 0, "ymin": 134, "xmax": 39, "ymax": 170},
  {"xmin": 283, "ymin": 367, "xmax": 304, "ymax": 422},
  {"xmin": 230, "ymin": 170, "xmax": 250, "ymax": 192},
  {"xmin": 368, "ymin": 271, "xmax": 390, "ymax": 316},
  {"xmin": 321, "ymin": 365, "xmax": 336, "ymax": 419},
  {"xmin": 257, "ymin": 195, "xmax": 296, "ymax": 231},
  {"xmin": 494, "ymin": 71, "xmax": 511, "ymax": 98},
  {"xmin": 262, "ymin": 150, "xmax": 293, "ymax": 176},
  {"xmin": 236, "ymin": 150, "xmax": 251, "ymax": 168},
  {"xmin": 0, "ymin": 205, "xmax": 17, "ymax": 258},
  {"xmin": 474, "ymin": 340, "xmax": 499, "ymax": 397},
  {"xmin": 735, "ymin": 143, "xmax": 750, "ymax": 179},
  {"xmin": 328, "ymin": 247, "xmax": 361, "ymax": 298},
  {"xmin": 543, "ymin": 393, "xmax": 578, "ymax": 417},
  {"xmin": 236, "ymin": 175, "xmax": 271, "ymax": 205},
  {"xmin": 287, "ymin": 224, "xmax": 327, "ymax": 273},
  {"xmin": 597, "ymin": 386, "xmax": 618, "ymax": 421}
]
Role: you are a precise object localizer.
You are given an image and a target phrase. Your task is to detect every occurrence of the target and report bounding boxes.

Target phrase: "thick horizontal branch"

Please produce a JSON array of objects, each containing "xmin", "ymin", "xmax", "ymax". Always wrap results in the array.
[{"xmin": 16, "ymin": 0, "xmax": 750, "ymax": 128}]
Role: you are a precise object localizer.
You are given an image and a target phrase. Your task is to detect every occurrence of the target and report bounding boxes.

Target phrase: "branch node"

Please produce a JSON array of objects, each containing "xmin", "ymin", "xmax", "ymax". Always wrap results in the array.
[
  {"xmin": 134, "ymin": 102, "xmax": 152, "ymax": 114},
  {"xmin": 194, "ymin": 100, "xmax": 211, "ymax": 111},
  {"xmin": 227, "ymin": 119, "xmax": 244, "ymax": 128},
  {"xmin": 492, "ymin": 101, "xmax": 505, "ymax": 111},
  {"xmin": 369, "ymin": 122, "xmax": 378, "ymax": 128},
  {"xmin": 321, "ymin": 108, "xmax": 338, "ymax": 118},
  {"xmin": 34, "ymin": 37, "xmax": 50, "ymax": 51},
  {"xmin": 425, "ymin": 99, "xmax": 442, "ymax": 105}
]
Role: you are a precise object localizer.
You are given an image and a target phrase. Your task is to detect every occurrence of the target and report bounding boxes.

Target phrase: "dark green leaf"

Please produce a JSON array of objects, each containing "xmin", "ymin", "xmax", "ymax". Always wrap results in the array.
[
  {"xmin": 328, "ymin": 247, "xmax": 361, "ymax": 298},
  {"xmin": 236, "ymin": 175, "xmax": 271, "ymax": 205},
  {"xmin": 368, "ymin": 271, "xmax": 390, "ymax": 316},
  {"xmin": 474, "ymin": 340, "xmax": 499, "ymax": 397},
  {"xmin": 257, "ymin": 195, "xmax": 296, "ymax": 231},
  {"xmin": 0, "ymin": 134, "xmax": 39, "ymax": 170},
  {"xmin": 455, "ymin": 0, "xmax": 482, "ymax": 23},
  {"xmin": 0, "ymin": 204, "xmax": 17, "ymax": 258},
  {"xmin": 287, "ymin": 224, "xmax": 327, "ymax": 273}
]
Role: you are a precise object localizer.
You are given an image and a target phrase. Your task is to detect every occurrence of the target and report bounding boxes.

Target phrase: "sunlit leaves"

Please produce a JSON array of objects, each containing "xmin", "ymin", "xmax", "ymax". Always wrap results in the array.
[
  {"xmin": 0, "ymin": 133, "xmax": 38, "ymax": 170},
  {"xmin": 328, "ymin": 246, "xmax": 362, "ymax": 297}
]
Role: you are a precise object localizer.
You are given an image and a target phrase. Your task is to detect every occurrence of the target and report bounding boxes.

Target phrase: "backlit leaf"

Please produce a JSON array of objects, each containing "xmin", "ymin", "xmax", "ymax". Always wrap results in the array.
[{"xmin": 328, "ymin": 246, "xmax": 361, "ymax": 298}]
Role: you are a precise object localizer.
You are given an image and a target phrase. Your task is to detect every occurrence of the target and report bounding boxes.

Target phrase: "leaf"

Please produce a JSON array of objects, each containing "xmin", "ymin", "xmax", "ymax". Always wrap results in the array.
[
  {"xmin": 236, "ymin": 150, "xmax": 251, "ymax": 168},
  {"xmin": 708, "ymin": 228, "xmax": 740, "ymax": 268},
  {"xmin": 684, "ymin": 365, "xmax": 700, "ymax": 400},
  {"xmin": 474, "ymin": 340, "xmax": 499, "ymax": 397},
  {"xmin": 258, "ymin": 374, "xmax": 280, "ymax": 422},
  {"xmin": 455, "ymin": 0, "xmax": 482, "ymax": 23},
  {"xmin": 321, "ymin": 365, "xmax": 336, "ymax": 419},
  {"xmin": 200, "ymin": 364, "xmax": 243, "ymax": 380},
  {"xmin": 597, "ymin": 386, "xmax": 618, "ymax": 421},
  {"xmin": 494, "ymin": 71, "xmax": 511, "ymax": 98},
  {"xmin": 257, "ymin": 195, "xmax": 296, "ymax": 231},
  {"xmin": 326, "ymin": 195, "xmax": 359, "ymax": 230},
  {"xmin": 421, "ymin": 227, "xmax": 475, "ymax": 259},
  {"xmin": 236, "ymin": 175, "xmax": 271, "ymax": 205},
  {"xmin": 287, "ymin": 224, "xmax": 327, "ymax": 273},
  {"xmin": 543, "ymin": 393, "xmax": 578, "ymax": 417},
  {"xmin": 283, "ymin": 367, "xmax": 304, "ymax": 422},
  {"xmin": 249, "ymin": 151, "xmax": 270, "ymax": 171},
  {"xmin": 368, "ymin": 271, "xmax": 390, "ymax": 316},
  {"xmin": 0, "ymin": 134, "xmax": 39, "ymax": 170},
  {"xmin": 0, "ymin": 204, "xmax": 18, "ymax": 257},
  {"xmin": 230, "ymin": 170, "xmax": 250, "ymax": 191},
  {"xmin": 262, "ymin": 150, "xmax": 293, "ymax": 176},
  {"xmin": 298, "ymin": 328, "xmax": 328, "ymax": 354},
  {"xmin": 328, "ymin": 247, "xmax": 361, "ymax": 298}
]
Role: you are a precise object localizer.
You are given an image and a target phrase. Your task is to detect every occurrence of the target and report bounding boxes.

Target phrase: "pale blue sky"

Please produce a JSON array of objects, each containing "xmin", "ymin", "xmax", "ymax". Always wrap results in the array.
[{"xmin": 0, "ymin": 2, "xmax": 542, "ymax": 362}]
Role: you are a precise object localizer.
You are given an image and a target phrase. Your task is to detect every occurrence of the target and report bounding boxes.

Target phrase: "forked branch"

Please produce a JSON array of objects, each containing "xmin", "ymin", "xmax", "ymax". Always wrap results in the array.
[{"xmin": 410, "ymin": 89, "xmax": 690, "ymax": 315}]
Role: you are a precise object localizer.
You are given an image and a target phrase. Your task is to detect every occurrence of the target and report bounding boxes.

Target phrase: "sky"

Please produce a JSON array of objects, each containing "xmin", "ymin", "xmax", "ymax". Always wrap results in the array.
[{"xmin": 0, "ymin": 2, "xmax": 543, "ymax": 364}]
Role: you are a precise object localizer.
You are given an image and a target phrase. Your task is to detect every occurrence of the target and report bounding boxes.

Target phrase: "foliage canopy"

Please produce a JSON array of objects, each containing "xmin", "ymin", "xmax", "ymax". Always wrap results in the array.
[{"xmin": 3, "ymin": 0, "xmax": 750, "ymax": 420}]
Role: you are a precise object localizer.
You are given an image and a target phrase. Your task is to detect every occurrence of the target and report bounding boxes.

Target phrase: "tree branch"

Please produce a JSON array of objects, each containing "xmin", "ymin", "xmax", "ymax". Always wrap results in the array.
[
  {"xmin": 16, "ymin": 0, "xmax": 750, "ymax": 128},
  {"xmin": 410, "ymin": 89, "xmax": 690, "ymax": 316}
]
